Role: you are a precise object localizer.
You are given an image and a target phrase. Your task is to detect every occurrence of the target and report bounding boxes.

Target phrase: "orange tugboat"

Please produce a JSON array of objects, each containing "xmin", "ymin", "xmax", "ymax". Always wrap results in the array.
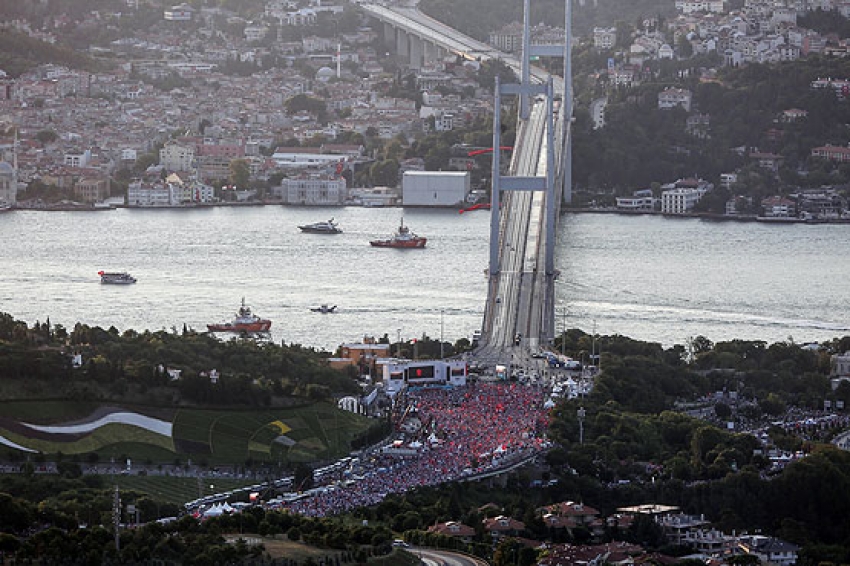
[
  {"xmin": 369, "ymin": 218, "xmax": 427, "ymax": 248},
  {"xmin": 207, "ymin": 298, "xmax": 271, "ymax": 333}
]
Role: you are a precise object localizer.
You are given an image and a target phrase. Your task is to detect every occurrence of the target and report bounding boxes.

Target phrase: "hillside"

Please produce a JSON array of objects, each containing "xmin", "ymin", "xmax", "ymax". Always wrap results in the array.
[{"xmin": 0, "ymin": 28, "xmax": 102, "ymax": 77}]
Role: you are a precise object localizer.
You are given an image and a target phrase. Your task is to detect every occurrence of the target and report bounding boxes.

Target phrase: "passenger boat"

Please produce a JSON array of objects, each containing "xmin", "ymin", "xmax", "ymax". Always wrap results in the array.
[
  {"xmin": 369, "ymin": 218, "xmax": 427, "ymax": 248},
  {"xmin": 298, "ymin": 218, "xmax": 342, "ymax": 234},
  {"xmin": 310, "ymin": 304, "xmax": 337, "ymax": 314},
  {"xmin": 207, "ymin": 298, "xmax": 271, "ymax": 333},
  {"xmin": 99, "ymin": 271, "xmax": 137, "ymax": 284}
]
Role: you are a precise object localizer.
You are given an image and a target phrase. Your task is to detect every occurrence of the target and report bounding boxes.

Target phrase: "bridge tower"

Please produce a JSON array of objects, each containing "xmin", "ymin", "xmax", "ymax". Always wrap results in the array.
[{"xmin": 487, "ymin": 0, "xmax": 573, "ymax": 342}]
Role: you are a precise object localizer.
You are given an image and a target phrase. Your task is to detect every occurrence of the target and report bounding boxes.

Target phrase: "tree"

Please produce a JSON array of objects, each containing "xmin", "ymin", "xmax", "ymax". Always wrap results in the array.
[
  {"xmin": 229, "ymin": 159, "xmax": 250, "ymax": 189},
  {"xmin": 35, "ymin": 129, "xmax": 58, "ymax": 144}
]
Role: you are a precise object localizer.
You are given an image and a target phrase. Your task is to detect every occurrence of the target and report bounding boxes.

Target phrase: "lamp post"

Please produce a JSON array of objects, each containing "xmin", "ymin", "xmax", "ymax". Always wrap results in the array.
[
  {"xmin": 578, "ymin": 406, "xmax": 586, "ymax": 445},
  {"xmin": 440, "ymin": 309, "xmax": 444, "ymax": 359}
]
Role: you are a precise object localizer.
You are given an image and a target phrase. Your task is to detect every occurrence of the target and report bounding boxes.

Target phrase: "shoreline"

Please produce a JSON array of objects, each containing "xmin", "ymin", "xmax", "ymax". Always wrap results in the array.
[
  {"xmin": 562, "ymin": 207, "xmax": 850, "ymax": 224},
  {"xmin": 7, "ymin": 201, "xmax": 850, "ymax": 224}
]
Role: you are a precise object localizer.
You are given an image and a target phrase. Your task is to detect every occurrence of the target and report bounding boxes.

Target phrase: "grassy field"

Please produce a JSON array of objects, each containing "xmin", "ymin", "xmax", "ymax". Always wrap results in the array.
[
  {"xmin": 109, "ymin": 475, "xmax": 255, "ymax": 506},
  {"xmin": 0, "ymin": 401, "xmax": 372, "ymax": 467}
]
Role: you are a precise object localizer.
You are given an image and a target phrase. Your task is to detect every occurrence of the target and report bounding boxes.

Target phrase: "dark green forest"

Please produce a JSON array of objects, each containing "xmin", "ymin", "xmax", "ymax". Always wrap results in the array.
[{"xmin": 3, "ymin": 323, "xmax": 850, "ymax": 563}]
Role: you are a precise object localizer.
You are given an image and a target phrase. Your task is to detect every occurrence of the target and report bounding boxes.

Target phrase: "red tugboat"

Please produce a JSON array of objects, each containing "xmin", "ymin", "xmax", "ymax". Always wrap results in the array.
[
  {"xmin": 369, "ymin": 218, "xmax": 427, "ymax": 248},
  {"xmin": 207, "ymin": 298, "xmax": 271, "ymax": 333}
]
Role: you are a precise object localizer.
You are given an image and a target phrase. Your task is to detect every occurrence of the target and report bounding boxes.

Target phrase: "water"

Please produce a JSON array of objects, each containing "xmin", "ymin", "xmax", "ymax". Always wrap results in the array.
[
  {"xmin": 556, "ymin": 213, "xmax": 850, "ymax": 347},
  {"xmin": 1, "ymin": 207, "xmax": 848, "ymax": 351}
]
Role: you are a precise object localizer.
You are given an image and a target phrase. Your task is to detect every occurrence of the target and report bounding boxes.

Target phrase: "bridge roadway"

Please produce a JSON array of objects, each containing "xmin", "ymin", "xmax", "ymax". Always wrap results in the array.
[{"xmin": 361, "ymin": 2, "xmax": 568, "ymax": 367}]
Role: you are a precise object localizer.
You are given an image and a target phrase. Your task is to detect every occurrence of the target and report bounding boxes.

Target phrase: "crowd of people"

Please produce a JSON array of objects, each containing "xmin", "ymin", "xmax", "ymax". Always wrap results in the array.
[{"xmin": 284, "ymin": 382, "xmax": 550, "ymax": 517}]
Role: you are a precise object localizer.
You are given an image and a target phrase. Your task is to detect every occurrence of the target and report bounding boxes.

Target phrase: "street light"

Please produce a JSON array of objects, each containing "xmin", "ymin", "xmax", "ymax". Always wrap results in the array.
[
  {"xmin": 440, "ymin": 309, "xmax": 444, "ymax": 360},
  {"xmin": 577, "ymin": 406, "xmax": 586, "ymax": 445}
]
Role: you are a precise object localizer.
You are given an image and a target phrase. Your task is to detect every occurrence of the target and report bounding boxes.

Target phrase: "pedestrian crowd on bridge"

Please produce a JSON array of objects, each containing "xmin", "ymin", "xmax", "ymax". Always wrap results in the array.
[{"xmin": 285, "ymin": 382, "xmax": 550, "ymax": 517}]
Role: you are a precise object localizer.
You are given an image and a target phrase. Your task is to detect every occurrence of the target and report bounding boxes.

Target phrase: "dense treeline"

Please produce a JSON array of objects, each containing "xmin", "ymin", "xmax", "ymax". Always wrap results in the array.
[
  {"xmin": 572, "ymin": 55, "xmax": 850, "ymax": 200},
  {"xmin": 418, "ymin": 0, "xmax": 674, "ymax": 41},
  {"xmin": 0, "ymin": 312, "xmax": 359, "ymax": 406},
  {"xmin": 0, "ymin": 28, "xmax": 102, "ymax": 78}
]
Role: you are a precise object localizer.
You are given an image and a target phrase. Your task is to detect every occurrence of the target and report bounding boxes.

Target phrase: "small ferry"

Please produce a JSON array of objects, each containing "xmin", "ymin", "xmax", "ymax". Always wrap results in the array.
[{"xmin": 99, "ymin": 271, "xmax": 137, "ymax": 285}]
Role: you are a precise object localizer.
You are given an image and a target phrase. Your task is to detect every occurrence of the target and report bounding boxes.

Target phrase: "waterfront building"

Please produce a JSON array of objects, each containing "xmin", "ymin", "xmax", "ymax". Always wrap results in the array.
[
  {"xmin": 0, "ymin": 161, "xmax": 16, "ymax": 205},
  {"xmin": 616, "ymin": 189, "xmax": 656, "ymax": 211},
  {"xmin": 74, "ymin": 176, "xmax": 110, "ymax": 203},
  {"xmin": 402, "ymin": 171, "xmax": 470, "ymax": 207},
  {"xmin": 276, "ymin": 174, "xmax": 347, "ymax": 205},
  {"xmin": 127, "ymin": 180, "xmax": 173, "ymax": 206},
  {"xmin": 661, "ymin": 187, "xmax": 706, "ymax": 214},
  {"xmin": 760, "ymin": 195, "xmax": 796, "ymax": 217}
]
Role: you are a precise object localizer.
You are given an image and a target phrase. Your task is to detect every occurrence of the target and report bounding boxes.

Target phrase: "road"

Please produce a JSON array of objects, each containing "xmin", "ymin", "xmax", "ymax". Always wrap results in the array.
[{"xmin": 415, "ymin": 547, "xmax": 490, "ymax": 566}]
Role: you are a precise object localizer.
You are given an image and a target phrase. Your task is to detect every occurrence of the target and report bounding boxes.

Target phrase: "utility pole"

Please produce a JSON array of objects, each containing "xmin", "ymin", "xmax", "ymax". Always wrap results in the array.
[
  {"xmin": 578, "ymin": 406, "xmax": 586, "ymax": 444},
  {"xmin": 112, "ymin": 486, "xmax": 121, "ymax": 552},
  {"xmin": 591, "ymin": 320, "xmax": 596, "ymax": 370},
  {"xmin": 561, "ymin": 307, "xmax": 566, "ymax": 356}
]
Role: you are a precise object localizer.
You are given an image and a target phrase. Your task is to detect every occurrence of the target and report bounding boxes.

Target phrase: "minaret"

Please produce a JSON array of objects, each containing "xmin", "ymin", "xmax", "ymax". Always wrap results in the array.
[{"xmin": 336, "ymin": 43, "xmax": 341, "ymax": 79}]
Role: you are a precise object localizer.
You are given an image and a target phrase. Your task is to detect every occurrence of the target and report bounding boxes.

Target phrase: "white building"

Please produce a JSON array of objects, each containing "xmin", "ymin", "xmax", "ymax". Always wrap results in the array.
[
  {"xmin": 661, "ymin": 187, "xmax": 706, "ymax": 214},
  {"xmin": 164, "ymin": 3, "xmax": 194, "ymax": 20},
  {"xmin": 658, "ymin": 87, "xmax": 692, "ymax": 112},
  {"xmin": 271, "ymin": 149, "xmax": 346, "ymax": 169},
  {"xmin": 64, "ymin": 149, "xmax": 91, "ymax": 167},
  {"xmin": 831, "ymin": 351, "xmax": 850, "ymax": 379},
  {"xmin": 159, "ymin": 141, "xmax": 195, "ymax": 172},
  {"xmin": 127, "ymin": 180, "xmax": 174, "ymax": 206},
  {"xmin": 593, "ymin": 27, "xmax": 617, "ymax": 49},
  {"xmin": 276, "ymin": 174, "xmax": 347, "ymax": 205},
  {"xmin": 616, "ymin": 189, "xmax": 656, "ymax": 211},
  {"xmin": 402, "ymin": 171, "xmax": 470, "ymax": 207},
  {"xmin": 675, "ymin": 0, "xmax": 725, "ymax": 13}
]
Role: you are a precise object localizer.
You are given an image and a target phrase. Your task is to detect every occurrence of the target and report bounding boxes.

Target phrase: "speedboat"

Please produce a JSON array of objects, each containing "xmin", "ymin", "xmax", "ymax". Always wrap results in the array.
[
  {"xmin": 310, "ymin": 304, "xmax": 337, "ymax": 314},
  {"xmin": 99, "ymin": 271, "xmax": 137, "ymax": 284},
  {"xmin": 369, "ymin": 218, "xmax": 426, "ymax": 248},
  {"xmin": 298, "ymin": 218, "xmax": 342, "ymax": 234},
  {"xmin": 207, "ymin": 298, "xmax": 271, "ymax": 333}
]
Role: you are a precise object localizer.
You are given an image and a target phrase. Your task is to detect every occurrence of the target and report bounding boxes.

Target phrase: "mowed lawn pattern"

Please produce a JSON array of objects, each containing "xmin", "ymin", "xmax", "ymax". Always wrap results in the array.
[{"xmin": 0, "ymin": 402, "xmax": 371, "ymax": 466}]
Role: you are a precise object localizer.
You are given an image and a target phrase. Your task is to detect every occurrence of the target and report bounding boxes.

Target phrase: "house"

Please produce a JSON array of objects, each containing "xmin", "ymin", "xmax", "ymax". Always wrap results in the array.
[
  {"xmin": 738, "ymin": 535, "xmax": 799, "ymax": 566},
  {"xmin": 684, "ymin": 528, "xmax": 738, "ymax": 555},
  {"xmin": 540, "ymin": 501, "xmax": 601, "ymax": 528},
  {"xmin": 429, "ymin": 521, "xmax": 476, "ymax": 542},
  {"xmin": 811, "ymin": 144, "xmax": 850, "ymax": 163},
  {"xmin": 483, "ymin": 515, "xmax": 525, "ymax": 539},
  {"xmin": 658, "ymin": 87, "xmax": 692, "ymax": 111},
  {"xmin": 831, "ymin": 352, "xmax": 850, "ymax": 380},
  {"xmin": 657, "ymin": 513, "xmax": 711, "ymax": 545},
  {"xmin": 331, "ymin": 339, "xmax": 392, "ymax": 374},
  {"xmin": 760, "ymin": 196, "xmax": 796, "ymax": 218},
  {"xmin": 749, "ymin": 151, "xmax": 784, "ymax": 174}
]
